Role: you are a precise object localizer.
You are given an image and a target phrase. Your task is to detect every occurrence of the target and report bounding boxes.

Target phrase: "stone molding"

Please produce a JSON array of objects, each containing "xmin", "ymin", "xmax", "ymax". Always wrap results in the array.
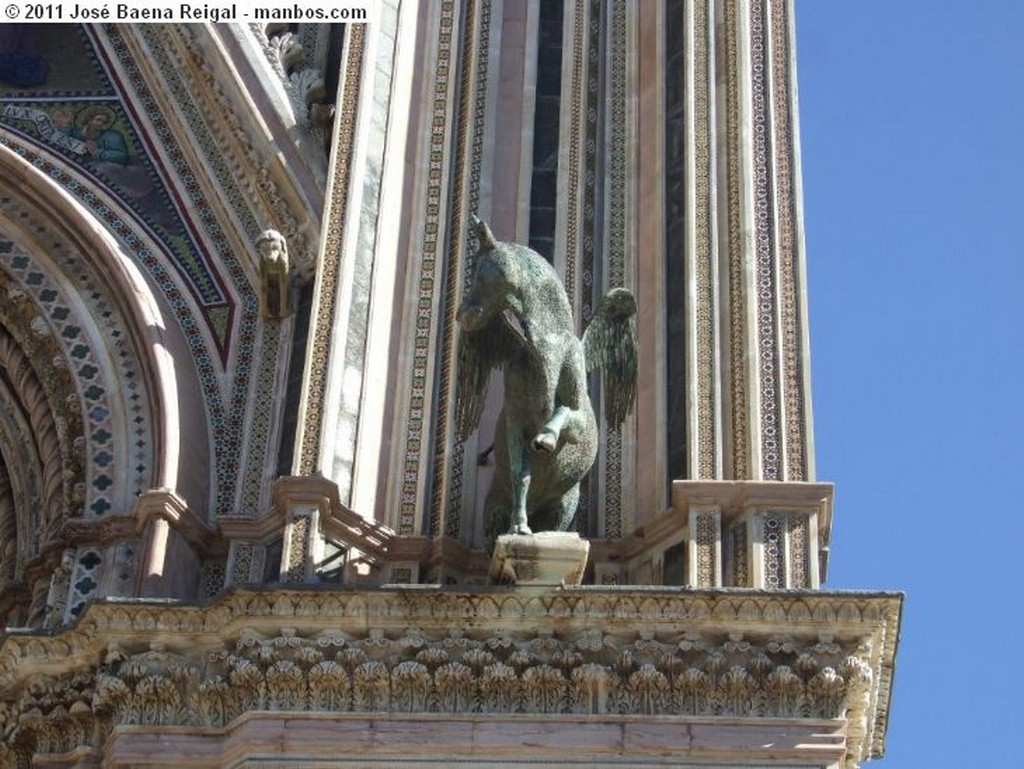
[
  {"xmin": 103, "ymin": 715, "xmax": 847, "ymax": 767},
  {"xmin": 0, "ymin": 587, "xmax": 900, "ymax": 767}
]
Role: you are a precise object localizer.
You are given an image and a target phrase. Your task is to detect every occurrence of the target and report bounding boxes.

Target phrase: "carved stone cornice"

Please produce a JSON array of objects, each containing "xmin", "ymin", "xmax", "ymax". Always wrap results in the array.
[{"xmin": 0, "ymin": 586, "xmax": 901, "ymax": 767}]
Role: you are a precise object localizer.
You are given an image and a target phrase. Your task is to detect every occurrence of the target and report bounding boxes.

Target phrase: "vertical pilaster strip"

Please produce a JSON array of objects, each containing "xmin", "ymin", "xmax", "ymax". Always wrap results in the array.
[
  {"xmin": 557, "ymin": 0, "xmax": 588, "ymax": 312},
  {"xmin": 557, "ymin": 0, "xmax": 602, "ymax": 532},
  {"xmin": 722, "ymin": 0, "xmax": 749, "ymax": 480},
  {"xmin": 239, "ymin": 320, "xmax": 284, "ymax": 514},
  {"xmin": 227, "ymin": 542, "xmax": 265, "ymax": 586},
  {"xmin": 786, "ymin": 512, "xmax": 809, "ymax": 588},
  {"xmin": 398, "ymin": 0, "xmax": 460, "ymax": 535},
  {"xmin": 762, "ymin": 511, "xmax": 785, "ymax": 588},
  {"xmin": 601, "ymin": 0, "xmax": 627, "ymax": 539},
  {"xmin": 579, "ymin": 0, "xmax": 602, "ymax": 531},
  {"xmin": 769, "ymin": 0, "xmax": 807, "ymax": 480},
  {"xmin": 438, "ymin": 0, "xmax": 492, "ymax": 539},
  {"xmin": 553, "ymin": 0, "xmax": 592, "ymax": 529},
  {"xmin": 696, "ymin": 1, "xmax": 720, "ymax": 481},
  {"xmin": 282, "ymin": 509, "xmax": 313, "ymax": 583},
  {"xmin": 691, "ymin": 508, "xmax": 720, "ymax": 586},
  {"xmin": 729, "ymin": 520, "xmax": 748, "ymax": 586},
  {"xmin": 749, "ymin": 0, "xmax": 782, "ymax": 480},
  {"xmin": 689, "ymin": 0, "xmax": 719, "ymax": 479},
  {"xmin": 633, "ymin": 0, "xmax": 667, "ymax": 523},
  {"xmin": 581, "ymin": 0, "xmax": 601, "ymax": 327},
  {"xmin": 295, "ymin": 25, "xmax": 365, "ymax": 475}
]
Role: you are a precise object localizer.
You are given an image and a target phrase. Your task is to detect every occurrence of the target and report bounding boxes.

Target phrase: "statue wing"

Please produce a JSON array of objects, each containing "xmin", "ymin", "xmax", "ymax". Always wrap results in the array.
[
  {"xmin": 583, "ymin": 287, "xmax": 638, "ymax": 428},
  {"xmin": 455, "ymin": 317, "xmax": 522, "ymax": 442}
]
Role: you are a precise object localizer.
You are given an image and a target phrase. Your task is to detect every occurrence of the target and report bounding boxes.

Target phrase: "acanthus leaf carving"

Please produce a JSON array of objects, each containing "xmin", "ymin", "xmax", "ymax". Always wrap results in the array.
[
  {"xmin": 391, "ymin": 660, "xmax": 430, "ymax": 712},
  {"xmin": 434, "ymin": 662, "xmax": 474, "ymax": 713}
]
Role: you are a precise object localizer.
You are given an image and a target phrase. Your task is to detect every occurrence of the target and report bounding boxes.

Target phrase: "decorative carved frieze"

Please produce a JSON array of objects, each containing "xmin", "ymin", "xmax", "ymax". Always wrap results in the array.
[{"xmin": 0, "ymin": 587, "xmax": 900, "ymax": 767}]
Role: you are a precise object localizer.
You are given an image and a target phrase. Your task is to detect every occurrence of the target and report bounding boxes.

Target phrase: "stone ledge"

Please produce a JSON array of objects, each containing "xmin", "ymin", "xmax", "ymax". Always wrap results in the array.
[
  {"xmin": 101, "ymin": 713, "xmax": 847, "ymax": 768},
  {"xmin": 0, "ymin": 587, "xmax": 901, "ymax": 768}
]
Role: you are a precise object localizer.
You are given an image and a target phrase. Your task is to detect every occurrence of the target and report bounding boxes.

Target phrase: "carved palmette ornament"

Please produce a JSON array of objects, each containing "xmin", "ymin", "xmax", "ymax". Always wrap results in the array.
[
  {"xmin": 308, "ymin": 661, "xmax": 349, "ymax": 711},
  {"xmin": 391, "ymin": 661, "xmax": 430, "ymax": 712},
  {"xmin": 434, "ymin": 662, "xmax": 474, "ymax": 713},
  {"xmin": 478, "ymin": 663, "xmax": 518, "ymax": 713},
  {"xmin": 570, "ymin": 663, "xmax": 617, "ymax": 714},
  {"xmin": 623, "ymin": 664, "xmax": 670, "ymax": 715}
]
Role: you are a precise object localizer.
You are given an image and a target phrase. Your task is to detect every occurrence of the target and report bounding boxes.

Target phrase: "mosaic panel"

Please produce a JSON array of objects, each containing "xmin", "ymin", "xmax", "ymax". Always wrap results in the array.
[
  {"xmin": 581, "ymin": 0, "xmax": 600, "ymax": 323},
  {"xmin": 723, "ymin": 0, "xmax": 748, "ymax": 479},
  {"xmin": 695, "ymin": 511, "xmax": 717, "ymax": 586},
  {"xmin": 729, "ymin": 521, "xmax": 748, "ymax": 587},
  {"xmin": 601, "ymin": 0, "xmax": 628, "ymax": 538},
  {"xmin": 770, "ymin": 0, "xmax": 807, "ymax": 481},
  {"xmin": 562, "ymin": 0, "xmax": 586, "ymax": 298},
  {"xmin": 284, "ymin": 513, "xmax": 312, "ymax": 583},
  {"xmin": 749, "ymin": 0, "xmax": 781, "ymax": 480},
  {"xmin": 664, "ymin": 0, "xmax": 688, "ymax": 485},
  {"xmin": 239, "ymin": 321, "xmax": 283, "ymax": 515},
  {"xmin": 762, "ymin": 513, "xmax": 785, "ymax": 589},
  {"xmin": 693, "ymin": 0, "xmax": 717, "ymax": 479},
  {"xmin": 578, "ymin": 0, "xmax": 601, "ymax": 532},
  {"xmin": 298, "ymin": 24, "xmax": 365, "ymax": 475},
  {"xmin": 230, "ymin": 542, "xmax": 265, "ymax": 586},
  {"xmin": 200, "ymin": 560, "xmax": 227, "ymax": 599},
  {"xmin": 0, "ymin": 26, "xmax": 233, "ymax": 352}
]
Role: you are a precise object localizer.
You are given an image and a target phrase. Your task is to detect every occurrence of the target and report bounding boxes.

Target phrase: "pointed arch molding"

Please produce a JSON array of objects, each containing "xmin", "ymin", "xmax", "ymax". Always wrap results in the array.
[{"xmin": 0, "ymin": 144, "xmax": 178, "ymax": 580}]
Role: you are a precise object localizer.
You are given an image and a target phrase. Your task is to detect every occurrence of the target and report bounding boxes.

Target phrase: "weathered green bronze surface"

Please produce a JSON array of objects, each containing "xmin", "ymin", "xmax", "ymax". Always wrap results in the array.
[{"xmin": 457, "ymin": 217, "xmax": 637, "ymax": 537}]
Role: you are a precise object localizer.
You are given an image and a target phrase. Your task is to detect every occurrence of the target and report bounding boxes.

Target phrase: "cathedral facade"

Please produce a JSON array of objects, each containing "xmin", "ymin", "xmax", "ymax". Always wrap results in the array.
[{"xmin": 0, "ymin": 6, "xmax": 899, "ymax": 767}]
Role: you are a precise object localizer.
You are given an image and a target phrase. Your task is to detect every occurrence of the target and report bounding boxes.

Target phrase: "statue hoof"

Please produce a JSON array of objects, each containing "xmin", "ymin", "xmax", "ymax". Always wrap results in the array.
[
  {"xmin": 510, "ymin": 522, "xmax": 533, "ymax": 535},
  {"xmin": 532, "ymin": 429, "xmax": 558, "ymax": 454}
]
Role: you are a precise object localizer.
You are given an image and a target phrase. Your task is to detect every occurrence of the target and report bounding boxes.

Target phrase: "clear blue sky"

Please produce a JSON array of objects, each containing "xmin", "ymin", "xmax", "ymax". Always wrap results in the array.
[{"xmin": 795, "ymin": 1, "xmax": 1024, "ymax": 765}]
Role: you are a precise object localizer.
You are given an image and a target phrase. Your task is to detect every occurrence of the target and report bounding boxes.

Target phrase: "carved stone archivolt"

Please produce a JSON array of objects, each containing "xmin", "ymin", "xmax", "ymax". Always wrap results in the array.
[{"xmin": 0, "ymin": 587, "xmax": 900, "ymax": 767}]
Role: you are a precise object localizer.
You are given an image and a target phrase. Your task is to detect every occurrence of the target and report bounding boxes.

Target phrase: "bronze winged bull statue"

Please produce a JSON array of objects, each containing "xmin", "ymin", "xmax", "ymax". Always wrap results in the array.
[{"xmin": 456, "ymin": 217, "xmax": 638, "ymax": 540}]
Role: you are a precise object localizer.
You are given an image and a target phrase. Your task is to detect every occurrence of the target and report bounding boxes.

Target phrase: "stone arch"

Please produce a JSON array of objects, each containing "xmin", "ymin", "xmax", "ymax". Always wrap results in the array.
[{"xmin": 0, "ymin": 142, "xmax": 211, "ymax": 621}]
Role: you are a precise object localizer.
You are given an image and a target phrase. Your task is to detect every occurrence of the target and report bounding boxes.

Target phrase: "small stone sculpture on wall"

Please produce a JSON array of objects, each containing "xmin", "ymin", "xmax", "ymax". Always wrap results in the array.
[
  {"xmin": 256, "ymin": 229, "xmax": 291, "ymax": 319},
  {"xmin": 456, "ymin": 217, "xmax": 637, "ymax": 541}
]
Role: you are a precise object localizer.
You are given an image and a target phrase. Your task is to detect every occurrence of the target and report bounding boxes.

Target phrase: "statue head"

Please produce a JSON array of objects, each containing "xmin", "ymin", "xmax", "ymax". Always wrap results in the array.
[
  {"xmin": 256, "ymin": 229, "xmax": 288, "ymax": 269},
  {"xmin": 457, "ymin": 217, "xmax": 520, "ymax": 332}
]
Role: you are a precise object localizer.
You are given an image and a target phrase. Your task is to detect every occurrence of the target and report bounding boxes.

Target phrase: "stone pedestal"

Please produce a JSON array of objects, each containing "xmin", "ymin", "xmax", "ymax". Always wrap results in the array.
[{"xmin": 489, "ymin": 532, "xmax": 590, "ymax": 586}]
